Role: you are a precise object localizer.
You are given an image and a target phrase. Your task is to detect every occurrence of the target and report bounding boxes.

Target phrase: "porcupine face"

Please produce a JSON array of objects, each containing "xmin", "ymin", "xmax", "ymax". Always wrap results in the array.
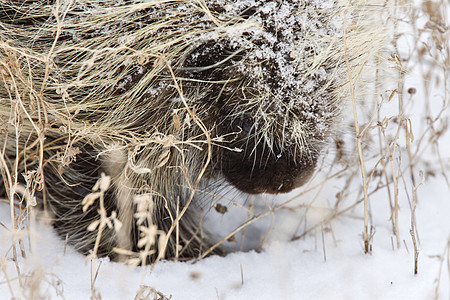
[{"xmin": 183, "ymin": 1, "xmax": 338, "ymax": 194}]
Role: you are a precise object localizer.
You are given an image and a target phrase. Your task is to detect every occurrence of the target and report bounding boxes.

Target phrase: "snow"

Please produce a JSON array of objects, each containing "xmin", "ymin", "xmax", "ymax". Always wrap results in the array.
[
  {"xmin": 1, "ymin": 179, "xmax": 449, "ymax": 300},
  {"xmin": 1, "ymin": 1, "xmax": 449, "ymax": 299}
]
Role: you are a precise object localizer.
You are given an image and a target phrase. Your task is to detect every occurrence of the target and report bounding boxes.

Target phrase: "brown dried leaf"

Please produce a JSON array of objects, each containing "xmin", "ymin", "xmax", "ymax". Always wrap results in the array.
[
  {"xmin": 173, "ymin": 113, "xmax": 181, "ymax": 130},
  {"xmin": 156, "ymin": 149, "xmax": 171, "ymax": 168}
]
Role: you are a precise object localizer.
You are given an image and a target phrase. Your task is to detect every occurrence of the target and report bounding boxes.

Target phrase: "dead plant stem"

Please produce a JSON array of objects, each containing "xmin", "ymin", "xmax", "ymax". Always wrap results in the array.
[{"xmin": 343, "ymin": 15, "xmax": 370, "ymax": 254}]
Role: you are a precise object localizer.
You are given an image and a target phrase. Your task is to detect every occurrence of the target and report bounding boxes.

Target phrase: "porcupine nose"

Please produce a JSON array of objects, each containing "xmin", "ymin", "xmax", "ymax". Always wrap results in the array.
[
  {"xmin": 222, "ymin": 145, "xmax": 318, "ymax": 194},
  {"xmin": 221, "ymin": 120, "xmax": 318, "ymax": 194}
]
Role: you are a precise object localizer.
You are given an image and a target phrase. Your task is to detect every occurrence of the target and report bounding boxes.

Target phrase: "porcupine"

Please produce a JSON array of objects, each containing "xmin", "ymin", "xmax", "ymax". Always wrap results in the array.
[{"xmin": 0, "ymin": 0, "xmax": 389, "ymax": 262}]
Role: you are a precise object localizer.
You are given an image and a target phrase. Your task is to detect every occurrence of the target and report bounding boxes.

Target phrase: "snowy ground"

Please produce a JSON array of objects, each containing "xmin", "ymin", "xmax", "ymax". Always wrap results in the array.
[
  {"xmin": 1, "ymin": 1, "xmax": 449, "ymax": 299},
  {"xmin": 1, "ymin": 173, "xmax": 449, "ymax": 300},
  {"xmin": 0, "ymin": 184, "xmax": 449, "ymax": 300}
]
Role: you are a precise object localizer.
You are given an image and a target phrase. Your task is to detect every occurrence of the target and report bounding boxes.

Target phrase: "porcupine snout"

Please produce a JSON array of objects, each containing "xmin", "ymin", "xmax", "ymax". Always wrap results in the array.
[
  {"xmin": 183, "ymin": 2, "xmax": 333, "ymax": 195},
  {"xmin": 221, "ymin": 118, "xmax": 319, "ymax": 195}
]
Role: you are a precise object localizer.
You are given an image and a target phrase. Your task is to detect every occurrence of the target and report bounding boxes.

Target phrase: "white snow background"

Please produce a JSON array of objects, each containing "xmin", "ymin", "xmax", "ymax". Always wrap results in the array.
[{"xmin": 1, "ymin": 1, "xmax": 449, "ymax": 299}]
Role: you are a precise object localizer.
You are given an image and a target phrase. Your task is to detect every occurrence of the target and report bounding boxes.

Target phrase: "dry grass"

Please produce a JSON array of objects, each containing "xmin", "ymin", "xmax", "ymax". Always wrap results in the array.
[{"xmin": 1, "ymin": 0, "xmax": 449, "ymax": 299}]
